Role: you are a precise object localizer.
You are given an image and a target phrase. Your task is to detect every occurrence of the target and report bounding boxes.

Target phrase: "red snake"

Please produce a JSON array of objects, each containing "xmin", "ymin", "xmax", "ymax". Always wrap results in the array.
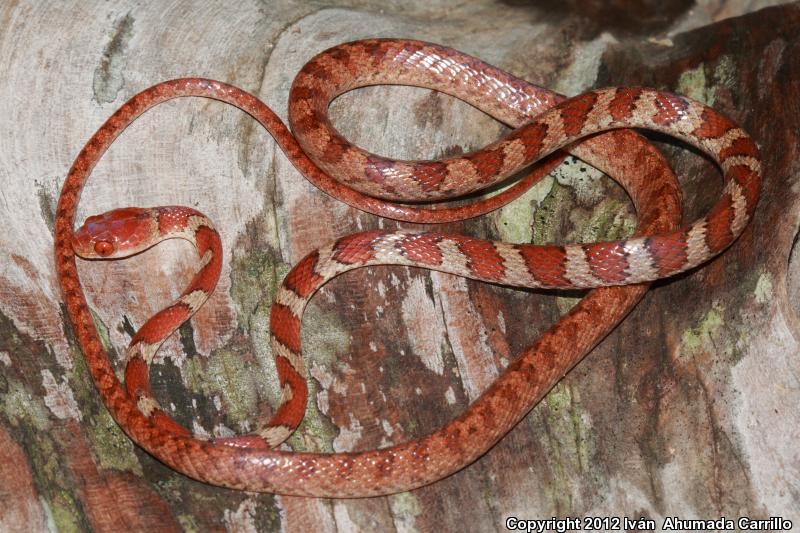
[{"xmin": 54, "ymin": 39, "xmax": 761, "ymax": 497}]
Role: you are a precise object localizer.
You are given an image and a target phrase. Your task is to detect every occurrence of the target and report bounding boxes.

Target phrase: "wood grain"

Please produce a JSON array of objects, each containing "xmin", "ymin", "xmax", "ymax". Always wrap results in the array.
[{"xmin": 1, "ymin": 0, "xmax": 797, "ymax": 530}]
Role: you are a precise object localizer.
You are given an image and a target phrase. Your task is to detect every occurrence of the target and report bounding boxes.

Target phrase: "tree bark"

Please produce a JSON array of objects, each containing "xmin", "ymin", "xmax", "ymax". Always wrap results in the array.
[{"xmin": 0, "ymin": 1, "xmax": 797, "ymax": 531}]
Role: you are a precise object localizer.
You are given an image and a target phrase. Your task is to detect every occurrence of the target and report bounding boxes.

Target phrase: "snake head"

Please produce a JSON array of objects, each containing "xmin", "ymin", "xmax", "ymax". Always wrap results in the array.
[{"xmin": 72, "ymin": 207, "xmax": 157, "ymax": 259}]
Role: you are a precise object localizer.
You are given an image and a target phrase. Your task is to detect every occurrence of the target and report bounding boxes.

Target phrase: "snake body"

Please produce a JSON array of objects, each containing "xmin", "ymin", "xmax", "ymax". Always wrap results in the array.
[{"xmin": 54, "ymin": 39, "xmax": 761, "ymax": 497}]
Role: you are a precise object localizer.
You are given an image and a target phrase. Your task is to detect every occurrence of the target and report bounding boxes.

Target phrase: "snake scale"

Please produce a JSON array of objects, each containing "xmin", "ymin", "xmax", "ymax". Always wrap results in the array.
[{"xmin": 54, "ymin": 39, "xmax": 761, "ymax": 497}]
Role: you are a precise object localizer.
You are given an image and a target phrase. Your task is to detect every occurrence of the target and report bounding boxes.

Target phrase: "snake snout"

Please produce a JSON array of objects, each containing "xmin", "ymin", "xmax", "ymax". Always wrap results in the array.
[{"xmin": 71, "ymin": 222, "xmax": 116, "ymax": 259}]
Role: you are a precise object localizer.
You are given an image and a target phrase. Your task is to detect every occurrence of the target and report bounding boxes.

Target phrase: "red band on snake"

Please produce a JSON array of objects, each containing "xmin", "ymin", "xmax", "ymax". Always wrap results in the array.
[{"xmin": 54, "ymin": 39, "xmax": 760, "ymax": 497}]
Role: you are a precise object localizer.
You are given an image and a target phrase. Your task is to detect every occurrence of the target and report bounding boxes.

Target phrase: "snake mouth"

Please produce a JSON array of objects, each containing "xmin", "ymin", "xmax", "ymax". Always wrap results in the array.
[{"xmin": 69, "ymin": 234, "xmax": 85, "ymax": 258}]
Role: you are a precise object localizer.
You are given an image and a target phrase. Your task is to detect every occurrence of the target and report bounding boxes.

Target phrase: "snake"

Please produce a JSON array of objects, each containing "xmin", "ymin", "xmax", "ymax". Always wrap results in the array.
[{"xmin": 54, "ymin": 39, "xmax": 761, "ymax": 497}]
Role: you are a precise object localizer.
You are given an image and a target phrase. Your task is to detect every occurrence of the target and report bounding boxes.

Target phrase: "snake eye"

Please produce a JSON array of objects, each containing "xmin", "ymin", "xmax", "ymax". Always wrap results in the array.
[{"xmin": 94, "ymin": 240, "xmax": 114, "ymax": 257}]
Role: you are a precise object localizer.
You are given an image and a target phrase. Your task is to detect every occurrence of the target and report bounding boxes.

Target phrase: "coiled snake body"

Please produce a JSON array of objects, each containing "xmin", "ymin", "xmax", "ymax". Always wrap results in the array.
[{"xmin": 54, "ymin": 39, "xmax": 761, "ymax": 497}]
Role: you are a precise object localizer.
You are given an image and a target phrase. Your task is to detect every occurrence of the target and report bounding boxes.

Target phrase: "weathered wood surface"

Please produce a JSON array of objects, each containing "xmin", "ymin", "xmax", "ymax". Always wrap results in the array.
[{"xmin": 1, "ymin": 1, "xmax": 798, "ymax": 531}]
